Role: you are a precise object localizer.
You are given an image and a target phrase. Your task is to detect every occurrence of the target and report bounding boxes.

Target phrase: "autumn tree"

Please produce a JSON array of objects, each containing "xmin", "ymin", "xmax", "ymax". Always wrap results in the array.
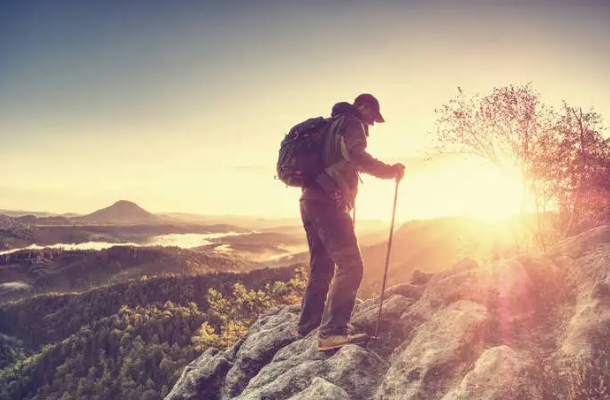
[
  {"xmin": 434, "ymin": 83, "xmax": 610, "ymax": 249},
  {"xmin": 434, "ymin": 83, "xmax": 553, "ymax": 249},
  {"xmin": 535, "ymin": 103, "xmax": 610, "ymax": 237}
]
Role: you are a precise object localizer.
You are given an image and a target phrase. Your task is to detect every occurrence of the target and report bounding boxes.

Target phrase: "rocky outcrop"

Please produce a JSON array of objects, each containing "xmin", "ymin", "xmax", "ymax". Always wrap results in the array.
[{"xmin": 166, "ymin": 223, "xmax": 610, "ymax": 400}]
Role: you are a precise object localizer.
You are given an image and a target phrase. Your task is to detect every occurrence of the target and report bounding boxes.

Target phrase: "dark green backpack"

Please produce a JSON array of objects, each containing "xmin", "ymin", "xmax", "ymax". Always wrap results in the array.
[{"xmin": 276, "ymin": 116, "xmax": 334, "ymax": 188}]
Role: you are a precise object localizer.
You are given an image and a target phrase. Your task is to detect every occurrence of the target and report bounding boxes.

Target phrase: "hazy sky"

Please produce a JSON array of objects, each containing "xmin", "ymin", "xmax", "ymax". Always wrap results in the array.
[{"xmin": 1, "ymin": 0, "xmax": 610, "ymax": 221}]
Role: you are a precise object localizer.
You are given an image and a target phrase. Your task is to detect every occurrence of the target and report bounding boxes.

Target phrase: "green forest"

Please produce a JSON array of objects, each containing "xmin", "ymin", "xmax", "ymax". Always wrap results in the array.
[{"xmin": 0, "ymin": 263, "xmax": 306, "ymax": 400}]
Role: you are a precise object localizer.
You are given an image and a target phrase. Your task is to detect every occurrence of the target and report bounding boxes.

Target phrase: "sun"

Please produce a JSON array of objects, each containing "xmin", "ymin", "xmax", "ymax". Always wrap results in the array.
[
  {"xmin": 454, "ymin": 160, "xmax": 526, "ymax": 223},
  {"xmin": 429, "ymin": 158, "xmax": 526, "ymax": 223}
]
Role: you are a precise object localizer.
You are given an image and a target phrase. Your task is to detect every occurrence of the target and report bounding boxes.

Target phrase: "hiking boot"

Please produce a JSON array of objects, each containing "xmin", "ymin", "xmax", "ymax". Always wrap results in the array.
[
  {"xmin": 318, "ymin": 332, "xmax": 370, "ymax": 351},
  {"xmin": 295, "ymin": 323, "xmax": 357, "ymax": 340}
]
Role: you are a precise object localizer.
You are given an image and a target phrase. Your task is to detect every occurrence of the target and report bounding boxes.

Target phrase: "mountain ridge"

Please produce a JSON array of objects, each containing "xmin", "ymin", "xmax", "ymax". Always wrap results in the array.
[{"xmin": 72, "ymin": 200, "xmax": 168, "ymax": 224}]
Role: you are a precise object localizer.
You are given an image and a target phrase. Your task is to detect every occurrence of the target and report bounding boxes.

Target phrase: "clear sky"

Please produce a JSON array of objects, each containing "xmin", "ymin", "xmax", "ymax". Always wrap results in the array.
[{"xmin": 1, "ymin": 0, "xmax": 609, "ymax": 222}]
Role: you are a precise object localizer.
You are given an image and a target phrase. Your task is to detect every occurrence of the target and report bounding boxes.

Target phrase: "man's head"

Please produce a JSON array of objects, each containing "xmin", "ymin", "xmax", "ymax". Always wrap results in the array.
[{"xmin": 353, "ymin": 93, "xmax": 385, "ymax": 126}]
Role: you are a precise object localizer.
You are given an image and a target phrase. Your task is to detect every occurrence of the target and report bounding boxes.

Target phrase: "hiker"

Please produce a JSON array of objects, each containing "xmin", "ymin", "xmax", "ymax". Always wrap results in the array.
[{"xmin": 297, "ymin": 94, "xmax": 405, "ymax": 350}]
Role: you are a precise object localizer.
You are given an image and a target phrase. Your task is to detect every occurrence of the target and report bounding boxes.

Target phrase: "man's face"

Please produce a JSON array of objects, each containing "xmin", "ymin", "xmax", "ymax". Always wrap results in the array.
[{"xmin": 356, "ymin": 103, "xmax": 376, "ymax": 126}]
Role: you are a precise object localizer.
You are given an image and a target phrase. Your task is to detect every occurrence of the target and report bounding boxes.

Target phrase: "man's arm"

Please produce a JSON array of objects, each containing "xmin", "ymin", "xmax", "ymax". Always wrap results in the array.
[{"xmin": 340, "ymin": 115, "xmax": 396, "ymax": 179}]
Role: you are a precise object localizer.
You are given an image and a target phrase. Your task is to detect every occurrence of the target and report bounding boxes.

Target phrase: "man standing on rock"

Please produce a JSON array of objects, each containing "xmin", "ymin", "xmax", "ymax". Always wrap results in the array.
[{"xmin": 297, "ymin": 94, "xmax": 405, "ymax": 351}]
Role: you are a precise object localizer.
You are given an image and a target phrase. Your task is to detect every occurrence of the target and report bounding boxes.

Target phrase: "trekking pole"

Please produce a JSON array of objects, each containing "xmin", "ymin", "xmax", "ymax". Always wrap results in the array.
[{"xmin": 374, "ymin": 177, "xmax": 400, "ymax": 339}]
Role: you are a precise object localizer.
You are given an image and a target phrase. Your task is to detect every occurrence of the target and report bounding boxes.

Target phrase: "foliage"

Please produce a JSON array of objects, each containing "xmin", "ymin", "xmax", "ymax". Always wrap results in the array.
[
  {"xmin": 192, "ymin": 268, "xmax": 306, "ymax": 349},
  {"xmin": 433, "ymin": 83, "xmax": 609, "ymax": 249},
  {"xmin": 0, "ymin": 264, "xmax": 306, "ymax": 400},
  {"xmin": 0, "ymin": 245, "xmax": 257, "ymax": 304},
  {"xmin": 0, "ymin": 265, "xmax": 298, "ymax": 347},
  {"xmin": 533, "ymin": 103, "xmax": 610, "ymax": 237},
  {"xmin": 0, "ymin": 302, "xmax": 205, "ymax": 400},
  {"xmin": 0, "ymin": 334, "xmax": 29, "ymax": 370}
]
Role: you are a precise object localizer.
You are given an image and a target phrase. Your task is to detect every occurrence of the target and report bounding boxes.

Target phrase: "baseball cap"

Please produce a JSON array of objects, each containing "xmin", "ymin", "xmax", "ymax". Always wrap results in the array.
[{"xmin": 354, "ymin": 93, "xmax": 385, "ymax": 123}]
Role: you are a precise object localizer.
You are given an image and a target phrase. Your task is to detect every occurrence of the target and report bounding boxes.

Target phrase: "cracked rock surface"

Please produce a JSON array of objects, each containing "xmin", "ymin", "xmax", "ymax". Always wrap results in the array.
[{"xmin": 166, "ymin": 224, "xmax": 610, "ymax": 400}]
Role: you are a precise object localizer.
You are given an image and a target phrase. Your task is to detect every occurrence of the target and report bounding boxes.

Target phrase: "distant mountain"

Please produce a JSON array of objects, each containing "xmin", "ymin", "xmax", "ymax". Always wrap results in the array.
[
  {"xmin": 0, "ymin": 210, "xmax": 80, "ymax": 218},
  {"xmin": 74, "ymin": 200, "xmax": 167, "ymax": 225},
  {"xmin": 2, "ymin": 214, "xmax": 76, "ymax": 227},
  {"xmin": 14, "ymin": 215, "xmax": 38, "ymax": 224},
  {"xmin": 159, "ymin": 213, "xmax": 301, "ymax": 229},
  {"xmin": 0, "ymin": 215, "xmax": 22, "ymax": 230},
  {"xmin": 59, "ymin": 213, "xmax": 81, "ymax": 218},
  {"xmin": 160, "ymin": 212, "xmax": 392, "ymax": 232},
  {"xmin": 356, "ymin": 214, "xmax": 553, "ymax": 298}
]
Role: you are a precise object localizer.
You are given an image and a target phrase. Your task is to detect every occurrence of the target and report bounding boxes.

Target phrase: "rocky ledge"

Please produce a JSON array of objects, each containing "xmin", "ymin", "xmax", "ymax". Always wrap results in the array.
[{"xmin": 165, "ymin": 223, "xmax": 610, "ymax": 400}]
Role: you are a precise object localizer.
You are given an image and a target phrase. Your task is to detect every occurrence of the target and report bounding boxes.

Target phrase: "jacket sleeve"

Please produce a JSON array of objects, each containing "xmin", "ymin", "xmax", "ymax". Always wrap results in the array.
[{"xmin": 340, "ymin": 116, "xmax": 396, "ymax": 179}]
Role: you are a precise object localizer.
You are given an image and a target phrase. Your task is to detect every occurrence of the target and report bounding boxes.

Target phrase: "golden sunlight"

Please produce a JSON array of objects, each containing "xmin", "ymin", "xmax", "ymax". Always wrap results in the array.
[
  {"xmin": 445, "ymin": 158, "xmax": 525, "ymax": 223},
  {"xmin": 356, "ymin": 157, "xmax": 528, "ymax": 223}
]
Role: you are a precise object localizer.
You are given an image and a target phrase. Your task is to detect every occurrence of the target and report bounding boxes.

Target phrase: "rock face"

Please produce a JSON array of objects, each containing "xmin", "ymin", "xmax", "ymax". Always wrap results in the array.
[{"xmin": 166, "ymin": 224, "xmax": 610, "ymax": 400}]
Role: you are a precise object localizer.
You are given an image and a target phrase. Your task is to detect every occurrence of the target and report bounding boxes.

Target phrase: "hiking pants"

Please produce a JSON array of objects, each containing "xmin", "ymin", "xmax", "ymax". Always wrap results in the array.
[{"xmin": 297, "ymin": 199, "xmax": 364, "ymax": 336}]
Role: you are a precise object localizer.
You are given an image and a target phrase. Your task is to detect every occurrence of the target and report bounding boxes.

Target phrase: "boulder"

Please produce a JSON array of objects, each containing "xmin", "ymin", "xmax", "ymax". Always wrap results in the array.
[
  {"xmin": 379, "ymin": 300, "xmax": 488, "ymax": 400},
  {"xmin": 441, "ymin": 345, "xmax": 542, "ymax": 400}
]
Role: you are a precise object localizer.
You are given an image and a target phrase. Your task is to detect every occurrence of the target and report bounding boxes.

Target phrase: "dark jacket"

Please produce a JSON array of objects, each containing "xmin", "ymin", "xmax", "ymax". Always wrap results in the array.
[{"xmin": 300, "ymin": 102, "xmax": 395, "ymax": 210}]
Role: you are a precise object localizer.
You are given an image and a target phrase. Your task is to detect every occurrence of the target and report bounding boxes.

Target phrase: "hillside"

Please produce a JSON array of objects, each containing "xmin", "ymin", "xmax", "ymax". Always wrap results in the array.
[
  {"xmin": 357, "ymin": 215, "xmax": 547, "ymax": 299},
  {"xmin": 264, "ymin": 216, "xmax": 533, "ymax": 298},
  {"xmin": 0, "ymin": 216, "xmax": 35, "ymax": 251},
  {"xmin": 0, "ymin": 213, "xmax": 251, "ymax": 255},
  {"xmin": 0, "ymin": 246, "xmax": 259, "ymax": 303},
  {"xmin": 74, "ymin": 200, "xmax": 167, "ymax": 225},
  {"xmin": 0, "ymin": 214, "xmax": 568, "ymax": 400},
  {"xmin": 219, "ymin": 216, "xmax": 526, "ymax": 283},
  {"xmin": 0, "ymin": 264, "xmax": 306, "ymax": 400},
  {"xmin": 159, "ymin": 213, "xmax": 301, "ymax": 230},
  {"xmin": 165, "ymin": 222, "xmax": 610, "ymax": 400}
]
